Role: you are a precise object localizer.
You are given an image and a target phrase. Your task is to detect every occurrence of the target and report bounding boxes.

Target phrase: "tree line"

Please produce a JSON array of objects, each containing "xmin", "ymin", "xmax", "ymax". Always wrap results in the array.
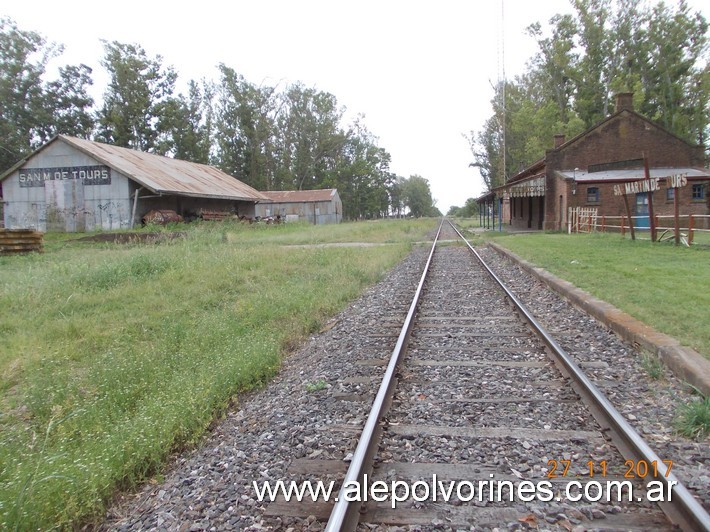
[
  {"xmin": 0, "ymin": 18, "xmax": 441, "ymax": 219},
  {"xmin": 468, "ymin": 0, "xmax": 708, "ymax": 192}
]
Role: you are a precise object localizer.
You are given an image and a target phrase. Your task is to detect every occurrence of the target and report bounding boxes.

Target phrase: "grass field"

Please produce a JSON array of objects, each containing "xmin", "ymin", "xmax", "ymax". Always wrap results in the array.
[
  {"xmin": 479, "ymin": 230, "xmax": 709, "ymax": 358},
  {"xmin": 0, "ymin": 219, "xmax": 437, "ymax": 529}
]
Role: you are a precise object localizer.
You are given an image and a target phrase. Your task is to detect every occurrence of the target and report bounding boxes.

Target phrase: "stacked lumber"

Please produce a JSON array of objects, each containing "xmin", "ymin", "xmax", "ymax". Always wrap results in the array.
[
  {"xmin": 199, "ymin": 210, "xmax": 232, "ymax": 221},
  {"xmin": 0, "ymin": 229, "xmax": 44, "ymax": 254},
  {"xmin": 142, "ymin": 210, "xmax": 184, "ymax": 225}
]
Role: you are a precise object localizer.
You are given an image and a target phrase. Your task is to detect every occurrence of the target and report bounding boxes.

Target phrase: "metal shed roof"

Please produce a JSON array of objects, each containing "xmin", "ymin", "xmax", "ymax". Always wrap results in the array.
[
  {"xmin": 2, "ymin": 135, "xmax": 268, "ymax": 202},
  {"xmin": 260, "ymin": 189, "xmax": 338, "ymax": 203}
]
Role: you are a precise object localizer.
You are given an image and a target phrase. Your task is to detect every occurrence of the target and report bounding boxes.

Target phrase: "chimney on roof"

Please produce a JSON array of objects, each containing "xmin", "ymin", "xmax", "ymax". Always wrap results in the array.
[
  {"xmin": 615, "ymin": 92, "xmax": 634, "ymax": 113},
  {"xmin": 554, "ymin": 134, "xmax": 566, "ymax": 148}
]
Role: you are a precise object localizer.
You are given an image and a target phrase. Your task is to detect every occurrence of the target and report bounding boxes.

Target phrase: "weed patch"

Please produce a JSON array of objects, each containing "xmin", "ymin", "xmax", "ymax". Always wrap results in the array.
[
  {"xmin": 640, "ymin": 351, "xmax": 665, "ymax": 380},
  {"xmin": 675, "ymin": 390, "xmax": 710, "ymax": 440},
  {"xmin": 304, "ymin": 379, "xmax": 328, "ymax": 392}
]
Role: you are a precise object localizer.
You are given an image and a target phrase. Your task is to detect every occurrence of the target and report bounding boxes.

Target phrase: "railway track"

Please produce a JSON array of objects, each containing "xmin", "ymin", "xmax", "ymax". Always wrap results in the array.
[{"xmin": 264, "ymin": 219, "xmax": 709, "ymax": 531}]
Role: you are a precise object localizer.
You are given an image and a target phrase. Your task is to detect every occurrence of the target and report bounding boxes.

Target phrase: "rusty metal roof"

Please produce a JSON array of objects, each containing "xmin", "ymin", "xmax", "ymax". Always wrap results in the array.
[
  {"xmin": 261, "ymin": 189, "xmax": 338, "ymax": 203},
  {"xmin": 57, "ymin": 136, "xmax": 268, "ymax": 201}
]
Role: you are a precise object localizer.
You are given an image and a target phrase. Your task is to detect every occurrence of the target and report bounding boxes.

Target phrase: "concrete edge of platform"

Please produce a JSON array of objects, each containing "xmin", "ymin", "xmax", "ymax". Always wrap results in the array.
[{"xmin": 488, "ymin": 242, "xmax": 710, "ymax": 397}]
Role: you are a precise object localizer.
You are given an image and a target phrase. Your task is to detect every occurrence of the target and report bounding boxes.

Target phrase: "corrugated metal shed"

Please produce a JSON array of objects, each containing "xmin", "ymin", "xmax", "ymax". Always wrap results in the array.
[
  {"xmin": 55, "ymin": 136, "xmax": 269, "ymax": 201},
  {"xmin": 256, "ymin": 189, "xmax": 342, "ymax": 224},
  {"xmin": 0, "ymin": 135, "xmax": 269, "ymax": 231}
]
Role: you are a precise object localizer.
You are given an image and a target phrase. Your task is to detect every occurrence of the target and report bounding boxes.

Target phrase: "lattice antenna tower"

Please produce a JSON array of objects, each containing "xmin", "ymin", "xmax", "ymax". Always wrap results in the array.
[{"xmin": 497, "ymin": 0, "xmax": 506, "ymax": 187}]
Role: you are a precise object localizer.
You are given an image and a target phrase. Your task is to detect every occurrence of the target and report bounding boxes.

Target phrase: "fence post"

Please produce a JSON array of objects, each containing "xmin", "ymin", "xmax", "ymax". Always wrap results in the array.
[
  {"xmin": 602, "ymin": 215, "xmax": 606, "ymax": 233},
  {"xmin": 689, "ymin": 214, "xmax": 695, "ymax": 245},
  {"xmin": 674, "ymin": 191, "xmax": 680, "ymax": 246},
  {"xmin": 621, "ymin": 215, "xmax": 625, "ymax": 237},
  {"xmin": 644, "ymin": 156, "xmax": 657, "ymax": 242}
]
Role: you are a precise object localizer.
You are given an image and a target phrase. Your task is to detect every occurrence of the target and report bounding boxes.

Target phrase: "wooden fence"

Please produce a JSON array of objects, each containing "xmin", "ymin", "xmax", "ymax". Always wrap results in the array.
[
  {"xmin": 567, "ymin": 207, "xmax": 598, "ymax": 234},
  {"xmin": 567, "ymin": 209, "xmax": 710, "ymax": 245}
]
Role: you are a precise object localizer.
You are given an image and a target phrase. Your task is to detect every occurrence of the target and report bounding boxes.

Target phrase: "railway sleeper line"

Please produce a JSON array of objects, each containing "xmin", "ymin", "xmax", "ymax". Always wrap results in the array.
[{"xmin": 265, "ymin": 220, "xmax": 709, "ymax": 531}]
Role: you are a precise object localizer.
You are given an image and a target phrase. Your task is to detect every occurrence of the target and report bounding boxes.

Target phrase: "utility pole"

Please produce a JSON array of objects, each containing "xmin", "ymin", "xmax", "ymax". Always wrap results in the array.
[{"xmin": 498, "ymin": 0, "xmax": 506, "ymax": 189}]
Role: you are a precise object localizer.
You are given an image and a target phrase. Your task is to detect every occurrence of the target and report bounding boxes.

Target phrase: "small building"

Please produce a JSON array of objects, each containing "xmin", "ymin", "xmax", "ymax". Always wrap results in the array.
[
  {"xmin": 255, "ymin": 189, "xmax": 342, "ymax": 224},
  {"xmin": 480, "ymin": 93, "xmax": 709, "ymax": 231},
  {"xmin": 0, "ymin": 135, "xmax": 268, "ymax": 232}
]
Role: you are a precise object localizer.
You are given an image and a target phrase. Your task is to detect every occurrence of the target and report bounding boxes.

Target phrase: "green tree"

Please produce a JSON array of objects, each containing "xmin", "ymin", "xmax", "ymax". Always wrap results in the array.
[
  {"xmin": 572, "ymin": 0, "xmax": 615, "ymax": 126},
  {"xmin": 461, "ymin": 197, "xmax": 479, "ymax": 217},
  {"xmin": 525, "ymin": 14, "xmax": 578, "ymax": 124},
  {"xmin": 332, "ymin": 120, "xmax": 392, "ymax": 219},
  {"xmin": 638, "ymin": 0, "xmax": 708, "ymax": 143},
  {"xmin": 465, "ymin": 81, "xmax": 506, "ymax": 191},
  {"xmin": 214, "ymin": 65, "xmax": 277, "ymax": 190},
  {"xmin": 607, "ymin": 0, "xmax": 645, "ymax": 95},
  {"xmin": 157, "ymin": 79, "xmax": 213, "ymax": 163},
  {"xmin": 388, "ymin": 176, "xmax": 405, "ymax": 217},
  {"xmin": 43, "ymin": 64, "xmax": 95, "ymax": 140},
  {"xmin": 530, "ymin": 0, "xmax": 707, "ymax": 139},
  {"xmin": 211, "ymin": 69, "xmax": 397, "ymax": 217},
  {"xmin": 0, "ymin": 18, "xmax": 50, "ymax": 170},
  {"xmin": 470, "ymin": 0, "xmax": 708, "ymax": 192},
  {"xmin": 448, "ymin": 198, "xmax": 480, "ymax": 218},
  {"xmin": 96, "ymin": 41, "xmax": 177, "ymax": 152},
  {"xmin": 274, "ymin": 83, "xmax": 346, "ymax": 191},
  {"xmin": 0, "ymin": 19, "xmax": 56, "ymax": 171},
  {"xmin": 0, "ymin": 19, "xmax": 95, "ymax": 173},
  {"xmin": 467, "ymin": 80, "xmax": 565, "ymax": 191},
  {"xmin": 401, "ymin": 175, "xmax": 436, "ymax": 217}
]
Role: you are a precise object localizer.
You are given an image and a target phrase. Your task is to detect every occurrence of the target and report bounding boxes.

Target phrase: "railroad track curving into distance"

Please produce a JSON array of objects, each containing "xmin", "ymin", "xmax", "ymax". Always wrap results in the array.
[{"xmin": 265, "ymin": 219, "xmax": 709, "ymax": 531}]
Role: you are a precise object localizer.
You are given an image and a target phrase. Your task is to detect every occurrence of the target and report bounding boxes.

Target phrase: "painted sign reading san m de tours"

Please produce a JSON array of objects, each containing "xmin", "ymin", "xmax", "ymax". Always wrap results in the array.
[{"xmin": 18, "ymin": 165, "xmax": 111, "ymax": 187}]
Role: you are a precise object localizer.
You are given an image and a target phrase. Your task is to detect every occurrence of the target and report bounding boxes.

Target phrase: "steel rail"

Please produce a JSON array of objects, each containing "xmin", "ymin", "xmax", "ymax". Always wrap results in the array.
[
  {"xmin": 448, "ymin": 220, "xmax": 710, "ymax": 532},
  {"xmin": 324, "ymin": 220, "xmax": 444, "ymax": 532}
]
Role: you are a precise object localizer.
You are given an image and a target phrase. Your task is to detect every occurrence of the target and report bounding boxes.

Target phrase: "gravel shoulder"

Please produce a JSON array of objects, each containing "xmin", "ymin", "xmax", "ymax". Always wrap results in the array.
[{"xmin": 477, "ymin": 244, "xmax": 709, "ymax": 510}]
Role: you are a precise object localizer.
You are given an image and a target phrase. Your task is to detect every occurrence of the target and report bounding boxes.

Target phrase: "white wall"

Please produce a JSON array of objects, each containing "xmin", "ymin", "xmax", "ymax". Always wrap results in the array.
[{"xmin": 2, "ymin": 140, "xmax": 131, "ymax": 231}]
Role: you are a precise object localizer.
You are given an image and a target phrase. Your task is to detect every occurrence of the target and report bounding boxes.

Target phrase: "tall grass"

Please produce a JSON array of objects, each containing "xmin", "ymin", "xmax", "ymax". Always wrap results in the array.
[{"xmin": 0, "ymin": 219, "xmax": 435, "ymax": 528}]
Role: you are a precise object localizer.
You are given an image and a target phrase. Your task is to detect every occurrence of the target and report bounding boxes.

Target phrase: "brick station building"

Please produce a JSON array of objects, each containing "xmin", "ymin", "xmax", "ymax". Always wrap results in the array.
[{"xmin": 482, "ymin": 93, "xmax": 709, "ymax": 231}]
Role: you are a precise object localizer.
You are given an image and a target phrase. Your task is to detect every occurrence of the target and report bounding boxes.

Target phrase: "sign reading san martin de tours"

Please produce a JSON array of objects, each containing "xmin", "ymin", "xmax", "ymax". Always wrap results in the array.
[
  {"xmin": 18, "ymin": 165, "xmax": 111, "ymax": 187},
  {"xmin": 612, "ymin": 173, "xmax": 687, "ymax": 196}
]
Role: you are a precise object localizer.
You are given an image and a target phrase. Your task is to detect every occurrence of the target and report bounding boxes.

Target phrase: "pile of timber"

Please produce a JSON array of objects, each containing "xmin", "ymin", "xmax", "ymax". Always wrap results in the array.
[
  {"xmin": 199, "ymin": 210, "xmax": 233, "ymax": 221},
  {"xmin": 0, "ymin": 229, "xmax": 44, "ymax": 254}
]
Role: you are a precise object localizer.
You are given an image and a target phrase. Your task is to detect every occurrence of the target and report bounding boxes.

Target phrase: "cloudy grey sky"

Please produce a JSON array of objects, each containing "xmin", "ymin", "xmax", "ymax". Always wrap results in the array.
[{"xmin": 5, "ymin": 1, "xmax": 704, "ymax": 212}]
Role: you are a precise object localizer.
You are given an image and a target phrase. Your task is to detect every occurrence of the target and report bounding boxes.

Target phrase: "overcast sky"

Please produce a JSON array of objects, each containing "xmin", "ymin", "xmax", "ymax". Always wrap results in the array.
[{"xmin": 4, "ymin": 1, "xmax": 705, "ymax": 213}]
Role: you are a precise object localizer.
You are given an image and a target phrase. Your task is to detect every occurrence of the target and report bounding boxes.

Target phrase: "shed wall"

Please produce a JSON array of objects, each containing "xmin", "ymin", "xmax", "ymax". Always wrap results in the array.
[
  {"xmin": 256, "ymin": 197, "xmax": 342, "ymax": 224},
  {"xmin": 2, "ymin": 141, "xmax": 131, "ymax": 231}
]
